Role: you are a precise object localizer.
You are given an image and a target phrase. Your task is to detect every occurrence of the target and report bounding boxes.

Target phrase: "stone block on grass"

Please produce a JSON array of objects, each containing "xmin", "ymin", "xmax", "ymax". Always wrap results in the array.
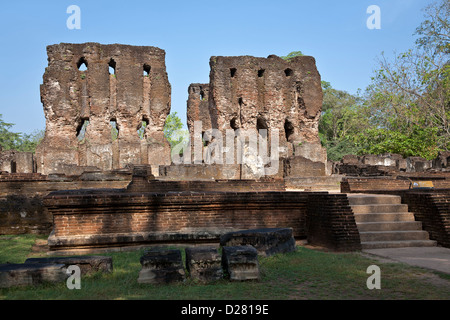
[
  {"xmin": 138, "ymin": 248, "xmax": 185, "ymax": 284},
  {"xmin": 185, "ymin": 246, "xmax": 223, "ymax": 283},
  {"xmin": 222, "ymin": 245, "xmax": 259, "ymax": 281},
  {"xmin": 220, "ymin": 228, "xmax": 296, "ymax": 257},
  {"xmin": 24, "ymin": 255, "xmax": 113, "ymax": 275}
]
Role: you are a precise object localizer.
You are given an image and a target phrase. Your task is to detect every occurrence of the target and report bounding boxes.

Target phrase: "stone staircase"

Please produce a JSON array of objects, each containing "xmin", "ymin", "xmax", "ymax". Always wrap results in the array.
[{"xmin": 347, "ymin": 194, "xmax": 437, "ymax": 249}]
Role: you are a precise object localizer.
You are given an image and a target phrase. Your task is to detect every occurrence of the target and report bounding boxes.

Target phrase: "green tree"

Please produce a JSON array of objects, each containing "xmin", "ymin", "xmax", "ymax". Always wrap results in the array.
[
  {"xmin": 319, "ymin": 82, "xmax": 366, "ymax": 161},
  {"xmin": 355, "ymin": 126, "xmax": 440, "ymax": 160},
  {"xmin": 0, "ymin": 114, "xmax": 22, "ymax": 150},
  {"xmin": 415, "ymin": 0, "xmax": 450, "ymax": 55},
  {"xmin": 15, "ymin": 130, "xmax": 45, "ymax": 152},
  {"xmin": 355, "ymin": 0, "xmax": 449, "ymax": 159},
  {"xmin": 0, "ymin": 114, "xmax": 44, "ymax": 153},
  {"xmin": 163, "ymin": 112, "xmax": 189, "ymax": 148}
]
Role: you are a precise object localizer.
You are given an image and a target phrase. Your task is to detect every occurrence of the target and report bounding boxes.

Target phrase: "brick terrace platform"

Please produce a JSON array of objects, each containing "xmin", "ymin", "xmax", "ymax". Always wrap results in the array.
[{"xmin": 45, "ymin": 188, "xmax": 308, "ymax": 250}]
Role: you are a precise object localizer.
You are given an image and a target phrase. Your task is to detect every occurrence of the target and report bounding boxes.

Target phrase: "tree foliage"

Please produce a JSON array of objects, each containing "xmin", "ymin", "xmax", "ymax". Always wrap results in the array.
[
  {"xmin": 16, "ymin": 130, "xmax": 45, "ymax": 152},
  {"xmin": 319, "ymin": 82, "xmax": 365, "ymax": 161},
  {"xmin": 318, "ymin": 0, "xmax": 449, "ymax": 161},
  {"xmin": 0, "ymin": 114, "xmax": 22, "ymax": 150},
  {"xmin": 415, "ymin": 0, "xmax": 450, "ymax": 55},
  {"xmin": 0, "ymin": 114, "xmax": 44, "ymax": 152},
  {"xmin": 355, "ymin": 126, "xmax": 441, "ymax": 160},
  {"xmin": 357, "ymin": 0, "xmax": 449, "ymax": 159},
  {"xmin": 163, "ymin": 112, "xmax": 189, "ymax": 148},
  {"xmin": 281, "ymin": 51, "xmax": 304, "ymax": 61}
]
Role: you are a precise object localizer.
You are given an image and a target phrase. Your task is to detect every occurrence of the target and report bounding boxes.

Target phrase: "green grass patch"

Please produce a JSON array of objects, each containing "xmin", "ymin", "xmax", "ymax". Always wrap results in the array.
[
  {"xmin": 0, "ymin": 234, "xmax": 39, "ymax": 264},
  {"xmin": 0, "ymin": 235, "xmax": 449, "ymax": 300}
]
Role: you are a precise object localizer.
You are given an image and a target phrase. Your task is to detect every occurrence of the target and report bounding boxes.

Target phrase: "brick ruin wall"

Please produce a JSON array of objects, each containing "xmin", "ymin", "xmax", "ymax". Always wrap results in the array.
[
  {"xmin": 0, "ymin": 171, "xmax": 131, "ymax": 235},
  {"xmin": 2, "ymin": 45, "xmax": 448, "ymax": 181},
  {"xmin": 207, "ymin": 55, "xmax": 323, "ymax": 150},
  {"xmin": 306, "ymin": 193, "xmax": 361, "ymax": 251},
  {"xmin": 341, "ymin": 174, "xmax": 450, "ymax": 193},
  {"xmin": 0, "ymin": 151, "xmax": 35, "ymax": 174},
  {"xmin": 334, "ymin": 152, "xmax": 450, "ymax": 176},
  {"xmin": 45, "ymin": 189, "xmax": 309, "ymax": 250},
  {"xmin": 186, "ymin": 55, "xmax": 328, "ymax": 179},
  {"xmin": 35, "ymin": 43, "xmax": 171, "ymax": 176},
  {"xmin": 401, "ymin": 191, "xmax": 450, "ymax": 248},
  {"xmin": 0, "ymin": 168, "xmax": 286, "ymax": 235},
  {"xmin": 1, "ymin": 43, "xmax": 449, "ymax": 251},
  {"xmin": 44, "ymin": 176, "xmax": 362, "ymax": 251}
]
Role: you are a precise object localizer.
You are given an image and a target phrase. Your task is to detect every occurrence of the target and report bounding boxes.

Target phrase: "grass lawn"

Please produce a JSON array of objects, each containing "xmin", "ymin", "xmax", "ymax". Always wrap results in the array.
[{"xmin": 0, "ymin": 234, "xmax": 449, "ymax": 300}]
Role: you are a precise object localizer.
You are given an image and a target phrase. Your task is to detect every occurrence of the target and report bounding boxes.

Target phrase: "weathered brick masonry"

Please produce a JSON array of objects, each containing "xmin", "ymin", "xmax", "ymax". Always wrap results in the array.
[
  {"xmin": 306, "ymin": 193, "xmax": 361, "ymax": 251},
  {"xmin": 35, "ymin": 43, "xmax": 172, "ymax": 175},
  {"xmin": 0, "ymin": 195, "xmax": 51, "ymax": 235},
  {"xmin": 45, "ymin": 190, "xmax": 308, "ymax": 250},
  {"xmin": 0, "ymin": 170, "xmax": 286, "ymax": 235},
  {"xmin": 127, "ymin": 178, "xmax": 286, "ymax": 193},
  {"xmin": 0, "ymin": 172, "xmax": 130, "ymax": 235},
  {"xmin": 401, "ymin": 191, "xmax": 450, "ymax": 248}
]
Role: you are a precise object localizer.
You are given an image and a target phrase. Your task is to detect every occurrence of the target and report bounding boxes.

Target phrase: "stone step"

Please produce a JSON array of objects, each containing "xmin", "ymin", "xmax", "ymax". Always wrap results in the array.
[
  {"xmin": 354, "ymin": 212, "xmax": 416, "ymax": 223},
  {"xmin": 350, "ymin": 194, "xmax": 436, "ymax": 250},
  {"xmin": 361, "ymin": 240, "xmax": 437, "ymax": 249},
  {"xmin": 357, "ymin": 221, "xmax": 423, "ymax": 232},
  {"xmin": 351, "ymin": 204, "xmax": 409, "ymax": 214},
  {"xmin": 359, "ymin": 230, "xmax": 430, "ymax": 242},
  {"xmin": 347, "ymin": 194, "xmax": 402, "ymax": 206}
]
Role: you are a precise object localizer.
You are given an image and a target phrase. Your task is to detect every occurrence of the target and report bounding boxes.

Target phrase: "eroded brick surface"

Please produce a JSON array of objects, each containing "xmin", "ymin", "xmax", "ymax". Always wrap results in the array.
[{"xmin": 35, "ymin": 43, "xmax": 171, "ymax": 175}]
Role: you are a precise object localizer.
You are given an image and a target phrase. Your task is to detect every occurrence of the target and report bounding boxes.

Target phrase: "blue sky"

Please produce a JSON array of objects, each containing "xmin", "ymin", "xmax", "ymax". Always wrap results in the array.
[{"xmin": 0, "ymin": 0, "xmax": 435, "ymax": 134}]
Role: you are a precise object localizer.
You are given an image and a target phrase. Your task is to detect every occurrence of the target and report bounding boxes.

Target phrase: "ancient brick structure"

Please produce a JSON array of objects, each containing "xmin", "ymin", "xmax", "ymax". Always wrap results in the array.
[
  {"xmin": 208, "ymin": 55, "xmax": 323, "ymax": 148},
  {"xmin": 341, "ymin": 175, "xmax": 450, "ymax": 193},
  {"xmin": 186, "ymin": 83, "xmax": 211, "ymax": 140},
  {"xmin": 0, "ymin": 151, "xmax": 35, "ymax": 174},
  {"xmin": 35, "ymin": 43, "xmax": 171, "ymax": 175},
  {"xmin": 400, "ymin": 191, "xmax": 450, "ymax": 248},
  {"xmin": 0, "ymin": 166, "xmax": 285, "ymax": 235},
  {"xmin": 334, "ymin": 152, "xmax": 450, "ymax": 176},
  {"xmin": 186, "ymin": 54, "xmax": 327, "ymax": 178},
  {"xmin": 44, "ymin": 186, "xmax": 308, "ymax": 250},
  {"xmin": 4, "ymin": 42, "xmax": 450, "ymax": 253},
  {"xmin": 306, "ymin": 193, "xmax": 362, "ymax": 251}
]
